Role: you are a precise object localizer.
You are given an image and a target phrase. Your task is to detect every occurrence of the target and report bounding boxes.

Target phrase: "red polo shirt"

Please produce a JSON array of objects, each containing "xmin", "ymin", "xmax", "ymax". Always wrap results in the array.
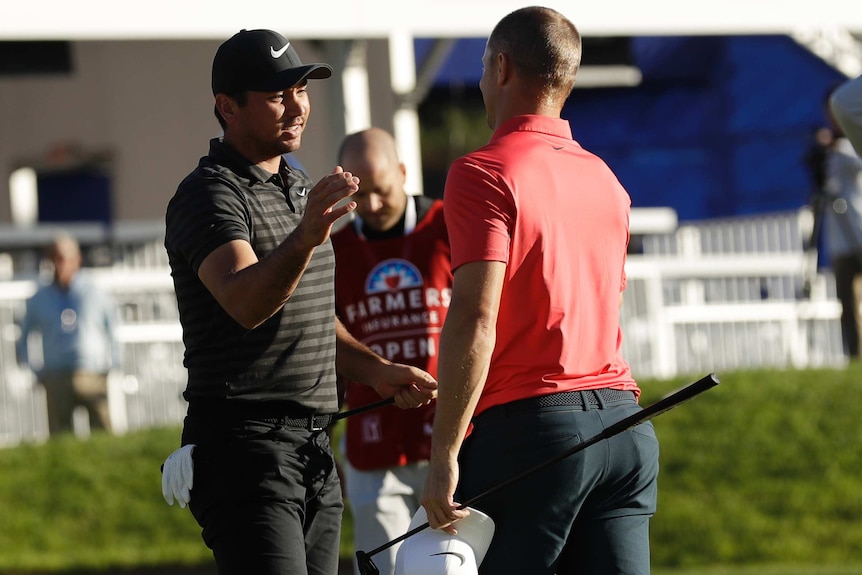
[{"xmin": 443, "ymin": 115, "xmax": 639, "ymax": 418}]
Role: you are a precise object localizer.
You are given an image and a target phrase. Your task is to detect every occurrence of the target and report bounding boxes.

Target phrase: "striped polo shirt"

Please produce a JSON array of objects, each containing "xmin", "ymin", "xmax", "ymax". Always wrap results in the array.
[{"xmin": 165, "ymin": 138, "xmax": 338, "ymax": 412}]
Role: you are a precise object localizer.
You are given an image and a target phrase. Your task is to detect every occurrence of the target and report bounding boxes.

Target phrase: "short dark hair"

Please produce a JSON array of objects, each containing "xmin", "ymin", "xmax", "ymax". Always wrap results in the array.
[{"xmin": 488, "ymin": 6, "xmax": 581, "ymax": 96}]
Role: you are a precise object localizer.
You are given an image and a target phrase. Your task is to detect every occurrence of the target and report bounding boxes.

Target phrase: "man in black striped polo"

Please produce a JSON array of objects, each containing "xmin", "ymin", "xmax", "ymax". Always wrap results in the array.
[{"xmin": 161, "ymin": 29, "xmax": 437, "ymax": 575}]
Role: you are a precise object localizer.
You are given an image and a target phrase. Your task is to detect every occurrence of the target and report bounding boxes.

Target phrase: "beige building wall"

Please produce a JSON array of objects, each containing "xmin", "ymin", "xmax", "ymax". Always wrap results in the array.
[{"xmin": 0, "ymin": 38, "xmax": 364, "ymax": 225}]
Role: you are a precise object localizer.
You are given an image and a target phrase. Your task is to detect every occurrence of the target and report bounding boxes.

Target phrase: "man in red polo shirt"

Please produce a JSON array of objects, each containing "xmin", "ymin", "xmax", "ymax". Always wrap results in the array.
[{"xmin": 421, "ymin": 6, "xmax": 658, "ymax": 574}]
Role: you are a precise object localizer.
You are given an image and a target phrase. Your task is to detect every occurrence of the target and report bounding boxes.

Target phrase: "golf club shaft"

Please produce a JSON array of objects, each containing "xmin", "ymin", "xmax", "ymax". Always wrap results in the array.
[
  {"xmin": 332, "ymin": 397, "xmax": 395, "ymax": 422},
  {"xmin": 358, "ymin": 372, "xmax": 719, "ymax": 560}
]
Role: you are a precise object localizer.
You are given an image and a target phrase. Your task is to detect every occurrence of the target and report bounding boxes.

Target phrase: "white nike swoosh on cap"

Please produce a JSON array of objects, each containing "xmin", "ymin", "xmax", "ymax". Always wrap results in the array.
[
  {"xmin": 271, "ymin": 43, "xmax": 290, "ymax": 58},
  {"xmin": 430, "ymin": 552, "xmax": 466, "ymax": 566}
]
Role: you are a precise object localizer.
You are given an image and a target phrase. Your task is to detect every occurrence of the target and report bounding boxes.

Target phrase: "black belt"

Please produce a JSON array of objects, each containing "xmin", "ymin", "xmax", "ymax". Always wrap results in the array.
[
  {"xmin": 474, "ymin": 388, "xmax": 636, "ymax": 425},
  {"xmin": 187, "ymin": 400, "xmax": 335, "ymax": 431},
  {"xmin": 261, "ymin": 413, "xmax": 335, "ymax": 431}
]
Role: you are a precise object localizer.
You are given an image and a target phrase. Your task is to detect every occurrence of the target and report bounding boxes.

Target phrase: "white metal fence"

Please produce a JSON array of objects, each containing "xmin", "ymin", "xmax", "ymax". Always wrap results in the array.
[
  {"xmin": 0, "ymin": 269, "xmax": 187, "ymax": 447},
  {"xmin": 0, "ymin": 208, "xmax": 845, "ymax": 447},
  {"xmin": 626, "ymin": 207, "xmax": 843, "ymax": 377}
]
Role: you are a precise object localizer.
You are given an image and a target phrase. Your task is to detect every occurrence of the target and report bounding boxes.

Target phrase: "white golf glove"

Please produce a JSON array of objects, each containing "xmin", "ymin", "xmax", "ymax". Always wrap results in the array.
[{"xmin": 161, "ymin": 444, "xmax": 195, "ymax": 508}]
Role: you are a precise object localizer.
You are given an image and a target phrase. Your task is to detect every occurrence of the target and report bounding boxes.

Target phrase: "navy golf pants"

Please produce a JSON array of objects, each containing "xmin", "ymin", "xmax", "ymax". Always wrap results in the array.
[{"xmin": 458, "ymin": 390, "xmax": 659, "ymax": 575}]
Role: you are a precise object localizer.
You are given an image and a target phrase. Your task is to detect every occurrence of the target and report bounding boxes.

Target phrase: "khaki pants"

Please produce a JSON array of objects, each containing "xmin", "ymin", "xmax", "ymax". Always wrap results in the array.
[
  {"xmin": 39, "ymin": 371, "xmax": 111, "ymax": 436},
  {"xmin": 854, "ymin": 275, "xmax": 862, "ymax": 358}
]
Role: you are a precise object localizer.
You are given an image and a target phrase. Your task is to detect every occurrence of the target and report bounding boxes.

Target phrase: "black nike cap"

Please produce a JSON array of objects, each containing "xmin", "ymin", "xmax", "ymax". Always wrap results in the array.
[{"xmin": 211, "ymin": 29, "xmax": 333, "ymax": 96}]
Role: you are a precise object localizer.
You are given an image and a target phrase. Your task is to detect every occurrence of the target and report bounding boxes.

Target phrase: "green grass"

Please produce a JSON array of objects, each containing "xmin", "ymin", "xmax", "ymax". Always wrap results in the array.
[
  {"xmin": 654, "ymin": 567, "xmax": 862, "ymax": 575},
  {"xmin": 641, "ymin": 369, "xmax": 862, "ymax": 569},
  {"xmin": 1, "ymin": 365, "xmax": 862, "ymax": 574},
  {"xmin": 0, "ymin": 427, "xmax": 207, "ymax": 572}
]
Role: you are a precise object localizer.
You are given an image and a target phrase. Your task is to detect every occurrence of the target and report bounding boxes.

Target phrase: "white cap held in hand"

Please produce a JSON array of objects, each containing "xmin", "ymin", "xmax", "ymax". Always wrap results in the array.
[{"xmin": 394, "ymin": 506, "xmax": 495, "ymax": 575}]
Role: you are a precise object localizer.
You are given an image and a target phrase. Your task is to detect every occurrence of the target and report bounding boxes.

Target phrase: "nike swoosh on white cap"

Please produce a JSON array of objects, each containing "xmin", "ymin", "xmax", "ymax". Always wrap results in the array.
[
  {"xmin": 271, "ymin": 43, "xmax": 290, "ymax": 58},
  {"xmin": 430, "ymin": 552, "xmax": 467, "ymax": 566}
]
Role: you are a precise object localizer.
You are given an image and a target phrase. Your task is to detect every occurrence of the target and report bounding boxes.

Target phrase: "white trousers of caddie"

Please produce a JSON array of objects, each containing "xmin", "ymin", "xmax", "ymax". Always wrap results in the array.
[{"xmin": 344, "ymin": 459, "xmax": 429, "ymax": 575}]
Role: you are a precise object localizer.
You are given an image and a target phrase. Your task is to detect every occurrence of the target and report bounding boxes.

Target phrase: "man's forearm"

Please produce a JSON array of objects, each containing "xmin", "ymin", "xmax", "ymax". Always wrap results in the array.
[
  {"xmin": 334, "ymin": 316, "xmax": 389, "ymax": 388},
  {"xmin": 430, "ymin": 301, "xmax": 496, "ymax": 464},
  {"xmin": 242, "ymin": 232, "xmax": 316, "ymax": 314},
  {"xmin": 201, "ymin": 231, "xmax": 316, "ymax": 330},
  {"xmin": 431, "ymin": 261, "xmax": 505, "ymax": 461}
]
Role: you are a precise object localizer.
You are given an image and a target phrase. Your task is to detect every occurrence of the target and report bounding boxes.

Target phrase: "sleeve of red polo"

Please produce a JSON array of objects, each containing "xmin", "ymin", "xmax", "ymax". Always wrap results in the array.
[{"xmin": 443, "ymin": 158, "xmax": 513, "ymax": 271}]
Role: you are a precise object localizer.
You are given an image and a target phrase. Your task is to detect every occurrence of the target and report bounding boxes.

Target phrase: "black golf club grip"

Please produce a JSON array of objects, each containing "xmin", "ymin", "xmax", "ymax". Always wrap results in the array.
[
  {"xmin": 332, "ymin": 397, "xmax": 396, "ymax": 422},
  {"xmin": 461, "ymin": 372, "xmax": 719, "ymax": 507},
  {"xmin": 600, "ymin": 372, "xmax": 719, "ymax": 438}
]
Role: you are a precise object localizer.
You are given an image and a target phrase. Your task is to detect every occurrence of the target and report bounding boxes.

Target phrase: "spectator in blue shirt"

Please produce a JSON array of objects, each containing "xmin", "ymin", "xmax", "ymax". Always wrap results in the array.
[{"xmin": 17, "ymin": 233, "xmax": 121, "ymax": 436}]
